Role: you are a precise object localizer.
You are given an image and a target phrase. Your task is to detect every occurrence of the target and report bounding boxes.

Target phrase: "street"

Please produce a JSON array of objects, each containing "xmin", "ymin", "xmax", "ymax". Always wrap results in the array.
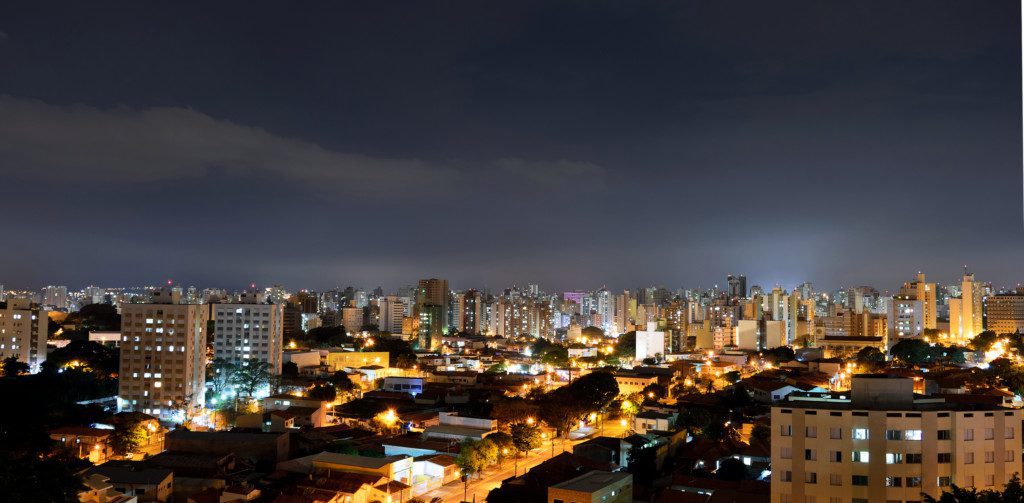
[{"xmin": 420, "ymin": 420, "xmax": 630, "ymax": 502}]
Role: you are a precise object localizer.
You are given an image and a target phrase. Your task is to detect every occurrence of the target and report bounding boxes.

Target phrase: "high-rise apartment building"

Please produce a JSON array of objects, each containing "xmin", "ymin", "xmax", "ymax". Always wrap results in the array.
[
  {"xmin": 415, "ymin": 278, "xmax": 449, "ymax": 350},
  {"xmin": 212, "ymin": 291, "xmax": 284, "ymax": 374},
  {"xmin": 341, "ymin": 306, "xmax": 365, "ymax": 333},
  {"xmin": 459, "ymin": 290, "xmax": 483, "ymax": 334},
  {"xmin": 0, "ymin": 298, "xmax": 47, "ymax": 373},
  {"xmin": 898, "ymin": 272, "xmax": 937, "ymax": 330},
  {"xmin": 950, "ymin": 272, "xmax": 984, "ymax": 344},
  {"xmin": 378, "ymin": 296, "xmax": 409, "ymax": 335},
  {"xmin": 985, "ymin": 291, "xmax": 1024, "ymax": 335},
  {"xmin": 43, "ymin": 285, "xmax": 68, "ymax": 310},
  {"xmin": 772, "ymin": 376, "xmax": 1023, "ymax": 503},
  {"xmin": 888, "ymin": 295, "xmax": 924, "ymax": 346},
  {"xmin": 118, "ymin": 288, "xmax": 208, "ymax": 419},
  {"xmin": 727, "ymin": 275, "xmax": 747, "ymax": 299}
]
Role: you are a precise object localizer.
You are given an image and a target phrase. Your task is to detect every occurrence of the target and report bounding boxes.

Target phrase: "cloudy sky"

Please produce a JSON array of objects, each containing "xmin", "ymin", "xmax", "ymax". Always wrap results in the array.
[{"xmin": 0, "ymin": 1, "xmax": 1020, "ymax": 293}]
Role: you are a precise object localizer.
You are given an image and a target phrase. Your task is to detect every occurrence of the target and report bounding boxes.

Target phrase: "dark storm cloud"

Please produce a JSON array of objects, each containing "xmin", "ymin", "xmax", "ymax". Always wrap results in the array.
[{"xmin": 0, "ymin": 1, "xmax": 1019, "ymax": 292}]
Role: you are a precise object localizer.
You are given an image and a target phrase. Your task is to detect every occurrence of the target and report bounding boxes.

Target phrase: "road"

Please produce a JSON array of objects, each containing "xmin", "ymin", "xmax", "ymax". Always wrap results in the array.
[{"xmin": 420, "ymin": 421, "xmax": 630, "ymax": 502}]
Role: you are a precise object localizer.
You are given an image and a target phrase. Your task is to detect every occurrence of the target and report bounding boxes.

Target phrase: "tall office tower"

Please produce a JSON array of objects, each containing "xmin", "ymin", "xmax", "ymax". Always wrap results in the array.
[
  {"xmin": 950, "ymin": 271, "xmax": 984, "ymax": 344},
  {"xmin": 727, "ymin": 275, "xmax": 747, "ymax": 299},
  {"xmin": 985, "ymin": 290, "xmax": 1024, "ymax": 335},
  {"xmin": 378, "ymin": 296, "xmax": 408, "ymax": 334},
  {"xmin": 212, "ymin": 291, "xmax": 284, "ymax": 374},
  {"xmin": 118, "ymin": 288, "xmax": 208, "ymax": 419},
  {"xmin": 0, "ymin": 284, "xmax": 5, "ymax": 301},
  {"xmin": 0, "ymin": 298, "xmax": 47, "ymax": 373},
  {"xmin": 527, "ymin": 284, "xmax": 540, "ymax": 298},
  {"xmin": 460, "ymin": 290, "xmax": 483, "ymax": 334},
  {"xmin": 899, "ymin": 272, "xmax": 937, "ymax": 330},
  {"xmin": 43, "ymin": 285, "xmax": 68, "ymax": 310},
  {"xmin": 341, "ymin": 305, "xmax": 364, "ymax": 332},
  {"xmin": 772, "ymin": 376, "xmax": 1023, "ymax": 503}
]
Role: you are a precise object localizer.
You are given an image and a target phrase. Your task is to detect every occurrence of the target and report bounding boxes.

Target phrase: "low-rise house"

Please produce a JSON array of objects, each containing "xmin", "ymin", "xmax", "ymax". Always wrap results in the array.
[
  {"xmin": 422, "ymin": 412, "xmax": 496, "ymax": 442},
  {"xmin": 49, "ymin": 425, "xmax": 113, "ymax": 463},
  {"xmin": 84, "ymin": 463, "xmax": 173, "ymax": 503},
  {"xmin": 165, "ymin": 431, "xmax": 290, "ymax": 465},
  {"xmin": 263, "ymin": 394, "xmax": 330, "ymax": 428},
  {"xmin": 634, "ymin": 410, "xmax": 677, "ymax": 432},
  {"xmin": 428, "ymin": 370, "xmax": 479, "ymax": 385},
  {"xmin": 381, "ymin": 376, "xmax": 425, "ymax": 396},
  {"xmin": 79, "ymin": 473, "xmax": 137, "ymax": 503},
  {"xmin": 547, "ymin": 470, "xmax": 633, "ymax": 503}
]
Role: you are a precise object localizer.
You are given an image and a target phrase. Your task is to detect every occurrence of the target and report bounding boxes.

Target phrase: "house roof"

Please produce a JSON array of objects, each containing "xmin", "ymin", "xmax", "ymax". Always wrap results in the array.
[
  {"xmin": 48, "ymin": 425, "xmax": 111, "ymax": 437},
  {"xmin": 551, "ymin": 470, "xmax": 631, "ymax": 493},
  {"xmin": 311, "ymin": 452, "xmax": 409, "ymax": 470},
  {"xmin": 86, "ymin": 463, "xmax": 173, "ymax": 485}
]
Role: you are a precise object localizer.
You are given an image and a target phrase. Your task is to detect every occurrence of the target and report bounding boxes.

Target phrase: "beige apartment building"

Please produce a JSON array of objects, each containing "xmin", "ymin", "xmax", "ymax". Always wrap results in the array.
[
  {"xmin": 119, "ymin": 288, "xmax": 209, "ymax": 419},
  {"xmin": 213, "ymin": 291, "xmax": 284, "ymax": 373},
  {"xmin": 0, "ymin": 298, "xmax": 47, "ymax": 372},
  {"xmin": 772, "ymin": 376, "xmax": 1022, "ymax": 503},
  {"xmin": 985, "ymin": 292, "xmax": 1024, "ymax": 335}
]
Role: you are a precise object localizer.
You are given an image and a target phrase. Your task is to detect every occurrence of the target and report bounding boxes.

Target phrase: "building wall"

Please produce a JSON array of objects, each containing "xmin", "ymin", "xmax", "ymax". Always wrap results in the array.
[
  {"xmin": 772, "ymin": 406, "xmax": 1023, "ymax": 502},
  {"xmin": 326, "ymin": 351, "xmax": 389, "ymax": 371},
  {"xmin": 986, "ymin": 294, "xmax": 1024, "ymax": 335}
]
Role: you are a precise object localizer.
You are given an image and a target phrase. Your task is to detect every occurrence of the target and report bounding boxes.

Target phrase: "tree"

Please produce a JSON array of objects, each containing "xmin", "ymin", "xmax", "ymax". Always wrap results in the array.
[
  {"xmin": 491, "ymin": 397, "xmax": 537, "ymax": 425},
  {"xmin": 282, "ymin": 361, "xmax": 298, "ymax": 377},
  {"xmin": 722, "ymin": 371, "xmax": 741, "ymax": 384},
  {"xmin": 230, "ymin": 361, "xmax": 272, "ymax": 397},
  {"xmin": 717, "ymin": 457, "xmax": 748, "ymax": 481},
  {"xmin": 1, "ymin": 356, "xmax": 29, "ymax": 377},
  {"xmin": 485, "ymin": 362, "xmax": 508, "ymax": 374},
  {"xmin": 371, "ymin": 336, "xmax": 419, "ymax": 368},
  {"xmin": 615, "ymin": 331, "xmax": 637, "ymax": 359},
  {"xmin": 751, "ymin": 423, "xmax": 771, "ymax": 441},
  {"xmin": 327, "ymin": 371, "xmax": 356, "ymax": 393},
  {"xmin": 42, "ymin": 340, "xmax": 119, "ymax": 376},
  {"xmin": 641, "ymin": 383, "xmax": 668, "ymax": 401},
  {"xmin": 970, "ymin": 330, "xmax": 1000, "ymax": 352},
  {"xmin": 487, "ymin": 432, "xmax": 514, "ymax": 460},
  {"xmin": 890, "ymin": 339, "xmax": 934, "ymax": 365},
  {"xmin": 110, "ymin": 421, "xmax": 148, "ymax": 456},
  {"xmin": 306, "ymin": 326, "xmax": 352, "ymax": 347},
  {"xmin": 987, "ymin": 358, "xmax": 1024, "ymax": 396},
  {"xmin": 0, "ymin": 450, "xmax": 86, "ymax": 502},
  {"xmin": 540, "ymin": 345, "xmax": 569, "ymax": 367},
  {"xmin": 855, "ymin": 346, "xmax": 885, "ymax": 366},
  {"xmin": 207, "ymin": 358, "xmax": 236, "ymax": 400},
  {"xmin": 509, "ymin": 422, "xmax": 542, "ymax": 454},
  {"xmin": 569, "ymin": 371, "xmax": 619, "ymax": 411},
  {"xmin": 761, "ymin": 346, "xmax": 795, "ymax": 364},
  {"xmin": 308, "ymin": 383, "xmax": 338, "ymax": 402}
]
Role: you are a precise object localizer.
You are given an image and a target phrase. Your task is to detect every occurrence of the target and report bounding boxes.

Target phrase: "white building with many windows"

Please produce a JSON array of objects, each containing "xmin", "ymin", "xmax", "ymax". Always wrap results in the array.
[
  {"xmin": 772, "ymin": 375, "xmax": 1023, "ymax": 503},
  {"xmin": 213, "ymin": 291, "xmax": 284, "ymax": 374}
]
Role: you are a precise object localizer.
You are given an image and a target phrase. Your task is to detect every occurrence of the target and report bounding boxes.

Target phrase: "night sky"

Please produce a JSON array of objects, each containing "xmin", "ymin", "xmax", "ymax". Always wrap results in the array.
[{"xmin": 0, "ymin": 1, "xmax": 1020, "ymax": 293}]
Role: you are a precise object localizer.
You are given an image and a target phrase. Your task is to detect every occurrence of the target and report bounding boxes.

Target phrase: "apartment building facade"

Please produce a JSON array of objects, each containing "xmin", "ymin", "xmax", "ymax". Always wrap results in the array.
[
  {"xmin": 0, "ymin": 298, "xmax": 47, "ymax": 372},
  {"xmin": 213, "ymin": 291, "xmax": 284, "ymax": 374},
  {"xmin": 772, "ymin": 376, "xmax": 1023, "ymax": 503},
  {"xmin": 119, "ymin": 289, "xmax": 209, "ymax": 418}
]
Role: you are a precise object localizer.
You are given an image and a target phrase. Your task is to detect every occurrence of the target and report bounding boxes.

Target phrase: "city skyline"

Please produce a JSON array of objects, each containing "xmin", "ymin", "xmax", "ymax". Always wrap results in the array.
[{"xmin": 1, "ymin": 1, "xmax": 1021, "ymax": 291}]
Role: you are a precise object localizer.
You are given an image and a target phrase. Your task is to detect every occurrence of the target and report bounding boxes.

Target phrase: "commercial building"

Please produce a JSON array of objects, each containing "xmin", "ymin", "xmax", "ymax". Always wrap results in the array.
[
  {"xmin": 0, "ymin": 298, "xmax": 47, "ymax": 372},
  {"xmin": 212, "ymin": 291, "xmax": 284, "ymax": 373},
  {"xmin": 772, "ymin": 375, "xmax": 1023, "ymax": 503},
  {"xmin": 325, "ymin": 350, "xmax": 389, "ymax": 370},
  {"xmin": 118, "ymin": 288, "xmax": 209, "ymax": 418}
]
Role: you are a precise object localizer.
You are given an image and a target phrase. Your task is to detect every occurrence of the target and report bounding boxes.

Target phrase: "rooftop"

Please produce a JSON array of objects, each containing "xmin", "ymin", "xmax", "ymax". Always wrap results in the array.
[{"xmin": 551, "ymin": 470, "xmax": 632, "ymax": 493}]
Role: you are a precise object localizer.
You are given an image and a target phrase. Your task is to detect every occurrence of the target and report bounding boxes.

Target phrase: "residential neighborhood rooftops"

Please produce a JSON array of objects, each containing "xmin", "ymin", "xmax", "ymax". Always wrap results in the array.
[{"xmin": 551, "ymin": 470, "xmax": 631, "ymax": 492}]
